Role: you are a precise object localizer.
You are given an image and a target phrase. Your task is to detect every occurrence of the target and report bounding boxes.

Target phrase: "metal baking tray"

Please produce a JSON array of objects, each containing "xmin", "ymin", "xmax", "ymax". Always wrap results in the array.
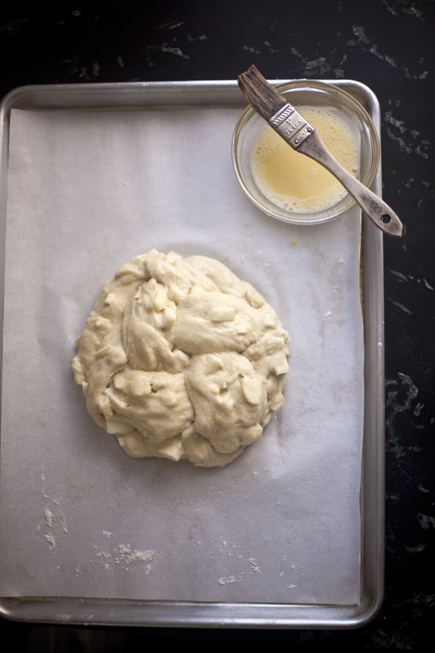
[{"xmin": 0, "ymin": 80, "xmax": 384, "ymax": 628}]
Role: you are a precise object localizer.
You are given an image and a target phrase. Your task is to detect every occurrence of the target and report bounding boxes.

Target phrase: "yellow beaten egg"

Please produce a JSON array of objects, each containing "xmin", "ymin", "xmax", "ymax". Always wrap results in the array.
[{"xmin": 251, "ymin": 107, "xmax": 358, "ymax": 214}]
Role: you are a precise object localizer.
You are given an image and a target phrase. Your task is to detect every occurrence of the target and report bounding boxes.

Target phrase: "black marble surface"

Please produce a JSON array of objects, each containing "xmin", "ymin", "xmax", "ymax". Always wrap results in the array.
[{"xmin": 0, "ymin": 1, "xmax": 433, "ymax": 650}]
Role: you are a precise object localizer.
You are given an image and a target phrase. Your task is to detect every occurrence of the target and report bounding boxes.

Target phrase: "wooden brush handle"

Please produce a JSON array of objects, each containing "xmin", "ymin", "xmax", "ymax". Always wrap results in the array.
[{"xmin": 298, "ymin": 131, "xmax": 403, "ymax": 237}]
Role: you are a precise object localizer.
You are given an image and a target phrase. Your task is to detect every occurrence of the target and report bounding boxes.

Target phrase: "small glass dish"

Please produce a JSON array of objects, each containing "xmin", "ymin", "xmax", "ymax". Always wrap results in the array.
[{"xmin": 232, "ymin": 79, "xmax": 380, "ymax": 225}]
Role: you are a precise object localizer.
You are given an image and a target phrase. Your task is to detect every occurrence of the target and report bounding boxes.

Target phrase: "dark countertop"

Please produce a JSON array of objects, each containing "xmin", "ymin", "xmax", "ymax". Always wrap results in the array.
[{"xmin": 1, "ymin": 1, "xmax": 434, "ymax": 650}]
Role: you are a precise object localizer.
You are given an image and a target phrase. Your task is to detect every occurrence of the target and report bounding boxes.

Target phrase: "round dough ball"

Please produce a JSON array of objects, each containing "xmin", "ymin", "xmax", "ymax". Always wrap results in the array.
[{"xmin": 72, "ymin": 250, "xmax": 290, "ymax": 467}]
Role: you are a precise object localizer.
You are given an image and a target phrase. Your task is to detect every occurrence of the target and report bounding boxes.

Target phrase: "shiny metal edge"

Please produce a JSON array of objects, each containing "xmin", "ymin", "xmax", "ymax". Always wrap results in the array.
[
  {"xmin": 0, "ymin": 80, "xmax": 384, "ymax": 629},
  {"xmin": 0, "ymin": 597, "xmax": 377, "ymax": 629}
]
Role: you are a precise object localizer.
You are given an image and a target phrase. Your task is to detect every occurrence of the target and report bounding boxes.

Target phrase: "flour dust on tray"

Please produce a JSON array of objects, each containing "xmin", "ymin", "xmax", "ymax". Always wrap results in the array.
[{"xmin": 72, "ymin": 250, "xmax": 290, "ymax": 467}]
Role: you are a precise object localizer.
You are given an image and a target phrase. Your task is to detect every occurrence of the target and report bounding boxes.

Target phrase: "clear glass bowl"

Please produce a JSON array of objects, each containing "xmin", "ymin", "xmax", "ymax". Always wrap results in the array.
[{"xmin": 232, "ymin": 79, "xmax": 380, "ymax": 225}]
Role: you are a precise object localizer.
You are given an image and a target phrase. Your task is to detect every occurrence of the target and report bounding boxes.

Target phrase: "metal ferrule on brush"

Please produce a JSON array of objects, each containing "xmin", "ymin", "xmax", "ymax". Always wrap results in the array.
[{"xmin": 269, "ymin": 103, "xmax": 315, "ymax": 149}]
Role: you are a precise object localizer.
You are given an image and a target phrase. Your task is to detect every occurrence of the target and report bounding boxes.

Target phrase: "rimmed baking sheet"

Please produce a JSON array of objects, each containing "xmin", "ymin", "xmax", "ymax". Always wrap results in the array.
[{"xmin": 0, "ymin": 81, "xmax": 384, "ymax": 628}]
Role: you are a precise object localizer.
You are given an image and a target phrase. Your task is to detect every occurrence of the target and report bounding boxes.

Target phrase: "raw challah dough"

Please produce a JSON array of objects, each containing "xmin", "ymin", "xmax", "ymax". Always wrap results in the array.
[{"xmin": 72, "ymin": 250, "xmax": 290, "ymax": 467}]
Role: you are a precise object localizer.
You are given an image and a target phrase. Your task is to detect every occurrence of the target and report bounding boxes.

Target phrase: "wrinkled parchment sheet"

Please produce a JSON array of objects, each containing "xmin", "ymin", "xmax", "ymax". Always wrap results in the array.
[{"xmin": 0, "ymin": 106, "xmax": 363, "ymax": 606}]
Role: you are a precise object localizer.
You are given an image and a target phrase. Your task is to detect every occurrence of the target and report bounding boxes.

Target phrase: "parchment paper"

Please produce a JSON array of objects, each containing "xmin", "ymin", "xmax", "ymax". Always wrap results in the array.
[{"xmin": 0, "ymin": 106, "xmax": 363, "ymax": 605}]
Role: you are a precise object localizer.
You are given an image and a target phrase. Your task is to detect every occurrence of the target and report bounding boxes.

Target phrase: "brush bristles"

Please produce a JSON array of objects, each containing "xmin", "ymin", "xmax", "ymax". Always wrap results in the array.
[{"xmin": 238, "ymin": 65, "xmax": 286, "ymax": 121}]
